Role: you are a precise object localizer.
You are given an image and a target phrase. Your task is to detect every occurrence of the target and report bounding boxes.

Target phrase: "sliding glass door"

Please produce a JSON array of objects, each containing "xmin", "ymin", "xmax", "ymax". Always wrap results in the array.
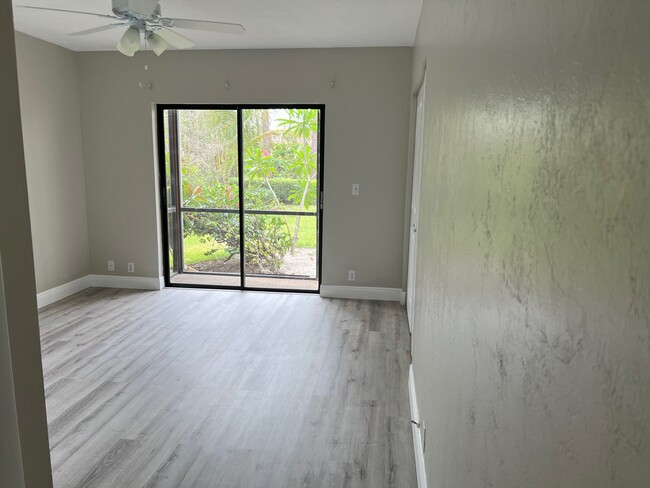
[{"xmin": 158, "ymin": 105, "xmax": 323, "ymax": 292}]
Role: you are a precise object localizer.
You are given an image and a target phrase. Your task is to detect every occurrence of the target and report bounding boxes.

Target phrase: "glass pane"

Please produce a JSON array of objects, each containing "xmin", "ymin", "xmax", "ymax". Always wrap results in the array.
[
  {"xmin": 280, "ymin": 214, "xmax": 317, "ymax": 278},
  {"xmin": 244, "ymin": 213, "xmax": 318, "ymax": 291},
  {"xmin": 179, "ymin": 211, "xmax": 241, "ymax": 278},
  {"xmin": 243, "ymin": 213, "xmax": 317, "ymax": 279},
  {"xmin": 242, "ymin": 108, "xmax": 319, "ymax": 213},
  {"xmin": 241, "ymin": 212, "xmax": 292, "ymax": 276},
  {"xmin": 178, "ymin": 110, "xmax": 239, "ymax": 209}
]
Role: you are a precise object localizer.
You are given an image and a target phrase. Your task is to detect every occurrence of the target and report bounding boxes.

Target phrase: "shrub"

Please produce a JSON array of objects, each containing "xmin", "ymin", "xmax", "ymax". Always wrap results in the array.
[
  {"xmin": 244, "ymin": 178, "xmax": 303, "ymax": 205},
  {"xmin": 182, "ymin": 182, "xmax": 291, "ymax": 272}
]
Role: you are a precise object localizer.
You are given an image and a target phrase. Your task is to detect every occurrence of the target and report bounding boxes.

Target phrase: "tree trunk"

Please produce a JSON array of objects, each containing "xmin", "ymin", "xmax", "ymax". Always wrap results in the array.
[
  {"xmin": 292, "ymin": 176, "xmax": 312, "ymax": 254},
  {"xmin": 263, "ymin": 175, "xmax": 291, "ymax": 237}
]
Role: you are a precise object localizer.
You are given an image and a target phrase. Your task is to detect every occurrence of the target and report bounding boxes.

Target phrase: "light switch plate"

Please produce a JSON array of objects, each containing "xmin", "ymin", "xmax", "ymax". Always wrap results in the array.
[{"xmin": 352, "ymin": 183, "xmax": 360, "ymax": 195}]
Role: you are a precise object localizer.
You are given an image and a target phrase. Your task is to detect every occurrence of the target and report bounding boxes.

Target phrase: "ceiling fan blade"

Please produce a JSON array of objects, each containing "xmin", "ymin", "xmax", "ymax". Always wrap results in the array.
[
  {"xmin": 169, "ymin": 18, "xmax": 246, "ymax": 35},
  {"xmin": 154, "ymin": 28, "xmax": 196, "ymax": 50},
  {"xmin": 70, "ymin": 24, "xmax": 126, "ymax": 37},
  {"xmin": 17, "ymin": 5, "xmax": 119, "ymax": 21}
]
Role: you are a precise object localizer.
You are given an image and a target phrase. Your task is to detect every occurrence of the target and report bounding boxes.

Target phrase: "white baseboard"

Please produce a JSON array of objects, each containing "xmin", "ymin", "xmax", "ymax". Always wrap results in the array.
[
  {"xmin": 319, "ymin": 285, "xmax": 403, "ymax": 302},
  {"xmin": 37, "ymin": 274, "xmax": 164, "ymax": 308},
  {"xmin": 400, "ymin": 291, "xmax": 406, "ymax": 305},
  {"xmin": 36, "ymin": 275, "xmax": 93, "ymax": 309},
  {"xmin": 409, "ymin": 364, "xmax": 428, "ymax": 488},
  {"xmin": 89, "ymin": 274, "xmax": 164, "ymax": 291}
]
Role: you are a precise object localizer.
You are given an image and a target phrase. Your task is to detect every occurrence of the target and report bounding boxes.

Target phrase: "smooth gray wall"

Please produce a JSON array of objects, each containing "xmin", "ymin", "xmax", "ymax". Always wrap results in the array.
[
  {"xmin": 15, "ymin": 33, "xmax": 90, "ymax": 294},
  {"xmin": 409, "ymin": 0, "xmax": 650, "ymax": 486},
  {"xmin": 76, "ymin": 48, "xmax": 412, "ymax": 287},
  {"xmin": 0, "ymin": 1, "xmax": 53, "ymax": 485}
]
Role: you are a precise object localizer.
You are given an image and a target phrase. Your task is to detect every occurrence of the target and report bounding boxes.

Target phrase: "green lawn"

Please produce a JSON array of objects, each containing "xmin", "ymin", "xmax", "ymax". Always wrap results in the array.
[
  {"xmin": 183, "ymin": 211, "xmax": 317, "ymax": 265},
  {"xmin": 183, "ymin": 234, "xmax": 229, "ymax": 265},
  {"xmin": 284, "ymin": 214, "xmax": 317, "ymax": 249}
]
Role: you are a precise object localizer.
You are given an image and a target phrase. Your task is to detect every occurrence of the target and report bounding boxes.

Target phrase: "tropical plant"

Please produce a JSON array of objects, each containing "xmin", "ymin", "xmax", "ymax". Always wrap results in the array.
[
  {"xmin": 245, "ymin": 146, "xmax": 283, "ymax": 209},
  {"xmin": 277, "ymin": 109, "xmax": 319, "ymax": 252}
]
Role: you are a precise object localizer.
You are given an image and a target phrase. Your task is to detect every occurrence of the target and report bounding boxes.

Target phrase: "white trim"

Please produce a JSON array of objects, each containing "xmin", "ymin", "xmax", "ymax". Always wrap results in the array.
[
  {"xmin": 319, "ymin": 285, "xmax": 402, "ymax": 302},
  {"xmin": 407, "ymin": 70, "xmax": 426, "ymax": 333},
  {"xmin": 409, "ymin": 364, "xmax": 428, "ymax": 488},
  {"xmin": 400, "ymin": 291, "xmax": 406, "ymax": 305},
  {"xmin": 37, "ymin": 274, "xmax": 165, "ymax": 308},
  {"xmin": 88, "ymin": 274, "xmax": 164, "ymax": 291},
  {"xmin": 37, "ymin": 275, "xmax": 92, "ymax": 309}
]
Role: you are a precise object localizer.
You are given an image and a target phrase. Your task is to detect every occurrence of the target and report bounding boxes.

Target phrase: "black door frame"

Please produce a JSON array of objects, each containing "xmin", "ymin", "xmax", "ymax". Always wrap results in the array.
[{"xmin": 156, "ymin": 104, "xmax": 325, "ymax": 294}]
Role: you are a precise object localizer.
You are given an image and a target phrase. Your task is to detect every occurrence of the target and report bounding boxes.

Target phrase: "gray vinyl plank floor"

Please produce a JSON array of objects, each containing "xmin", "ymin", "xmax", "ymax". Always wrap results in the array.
[{"xmin": 39, "ymin": 287, "xmax": 416, "ymax": 488}]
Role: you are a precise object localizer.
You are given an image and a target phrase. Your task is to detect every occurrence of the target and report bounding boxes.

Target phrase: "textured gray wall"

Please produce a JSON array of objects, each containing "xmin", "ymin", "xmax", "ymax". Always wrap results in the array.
[
  {"xmin": 15, "ymin": 33, "xmax": 90, "ymax": 294},
  {"xmin": 0, "ymin": 1, "xmax": 53, "ymax": 485},
  {"xmin": 76, "ymin": 48, "xmax": 412, "ymax": 287},
  {"xmin": 410, "ymin": 0, "xmax": 650, "ymax": 486}
]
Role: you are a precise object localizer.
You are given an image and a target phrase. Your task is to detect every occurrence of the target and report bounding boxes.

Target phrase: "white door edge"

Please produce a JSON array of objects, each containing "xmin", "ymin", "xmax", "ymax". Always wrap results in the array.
[{"xmin": 407, "ymin": 73, "xmax": 426, "ymax": 333}]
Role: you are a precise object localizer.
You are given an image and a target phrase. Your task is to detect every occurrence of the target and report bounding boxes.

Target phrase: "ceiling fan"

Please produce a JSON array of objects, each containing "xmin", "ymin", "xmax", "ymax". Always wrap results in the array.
[{"xmin": 18, "ymin": 0, "xmax": 245, "ymax": 56}]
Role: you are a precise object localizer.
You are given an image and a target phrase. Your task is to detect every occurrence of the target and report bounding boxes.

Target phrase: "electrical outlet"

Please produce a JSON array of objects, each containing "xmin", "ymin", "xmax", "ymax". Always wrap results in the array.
[
  {"xmin": 107, "ymin": 260, "xmax": 114, "ymax": 272},
  {"xmin": 348, "ymin": 269, "xmax": 356, "ymax": 281},
  {"xmin": 352, "ymin": 183, "xmax": 360, "ymax": 196},
  {"xmin": 127, "ymin": 262, "xmax": 135, "ymax": 273}
]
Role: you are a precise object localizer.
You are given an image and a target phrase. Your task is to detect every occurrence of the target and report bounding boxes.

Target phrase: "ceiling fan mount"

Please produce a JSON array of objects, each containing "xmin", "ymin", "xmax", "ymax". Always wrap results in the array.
[
  {"xmin": 19, "ymin": 0, "xmax": 245, "ymax": 57},
  {"xmin": 111, "ymin": 0, "xmax": 162, "ymax": 21}
]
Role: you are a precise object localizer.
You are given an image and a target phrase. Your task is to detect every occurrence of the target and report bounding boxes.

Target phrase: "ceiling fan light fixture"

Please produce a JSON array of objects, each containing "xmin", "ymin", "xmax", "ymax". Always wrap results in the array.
[
  {"xmin": 19, "ymin": 2, "xmax": 245, "ymax": 56},
  {"xmin": 117, "ymin": 26, "xmax": 141, "ymax": 56},
  {"xmin": 146, "ymin": 31, "xmax": 168, "ymax": 56}
]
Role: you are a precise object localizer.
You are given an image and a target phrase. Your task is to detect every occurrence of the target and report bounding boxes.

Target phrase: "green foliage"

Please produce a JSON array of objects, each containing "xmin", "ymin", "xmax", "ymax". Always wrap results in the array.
[
  {"xmin": 245, "ymin": 178, "xmax": 303, "ymax": 204},
  {"xmin": 183, "ymin": 209, "xmax": 316, "ymax": 266},
  {"xmin": 245, "ymin": 146, "xmax": 273, "ymax": 180},
  {"xmin": 267, "ymin": 142, "xmax": 301, "ymax": 177},
  {"xmin": 243, "ymin": 214, "xmax": 292, "ymax": 272},
  {"xmin": 182, "ymin": 183, "xmax": 291, "ymax": 272},
  {"xmin": 290, "ymin": 179, "xmax": 317, "ymax": 210},
  {"xmin": 277, "ymin": 109, "xmax": 319, "ymax": 140},
  {"xmin": 178, "ymin": 110, "xmax": 239, "ymax": 182},
  {"xmin": 184, "ymin": 212, "xmax": 290, "ymax": 273}
]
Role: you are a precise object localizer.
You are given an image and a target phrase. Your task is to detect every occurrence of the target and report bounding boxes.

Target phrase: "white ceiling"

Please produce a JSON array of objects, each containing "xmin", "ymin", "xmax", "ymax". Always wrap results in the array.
[{"xmin": 12, "ymin": 0, "xmax": 422, "ymax": 52}]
